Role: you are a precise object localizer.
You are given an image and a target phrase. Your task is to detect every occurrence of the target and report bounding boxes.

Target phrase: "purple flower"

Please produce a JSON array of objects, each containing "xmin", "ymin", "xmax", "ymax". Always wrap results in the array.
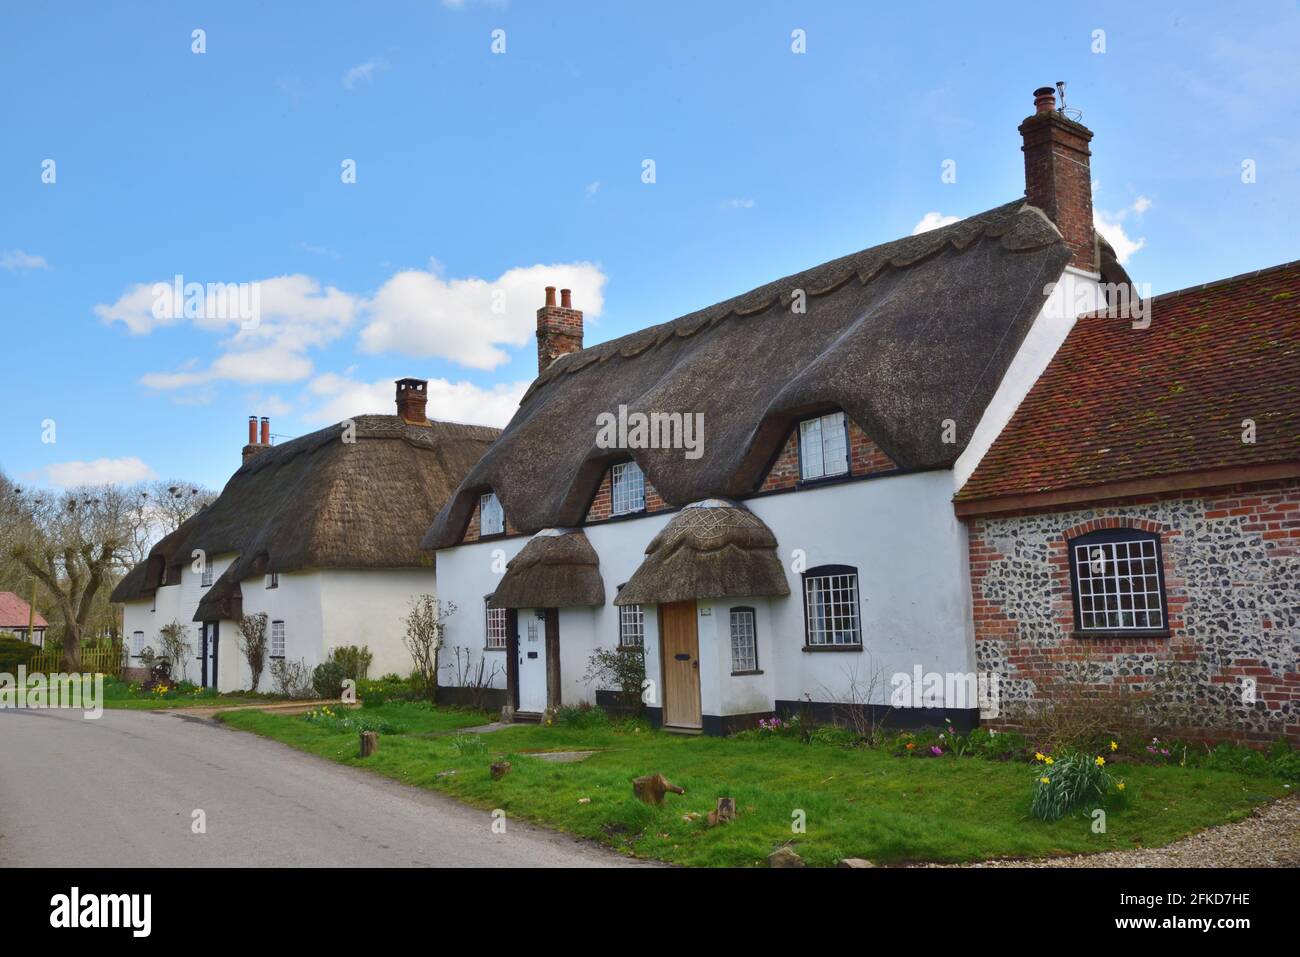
[{"xmin": 931, "ymin": 746, "xmax": 943, "ymax": 756}]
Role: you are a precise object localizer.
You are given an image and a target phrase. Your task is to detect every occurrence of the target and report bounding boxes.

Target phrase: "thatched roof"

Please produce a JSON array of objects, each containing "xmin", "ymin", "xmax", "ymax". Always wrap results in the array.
[
  {"xmin": 192, "ymin": 565, "xmax": 243, "ymax": 623},
  {"xmin": 112, "ymin": 415, "xmax": 498, "ymax": 605},
  {"xmin": 426, "ymin": 201, "xmax": 1130, "ymax": 548},
  {"xmin": 614, "ymin": 500, "xmax": 789, "ymax": 606},
  {"xmin": 488, "ymin": 529, "xmax": 605, "ymax": 609}
]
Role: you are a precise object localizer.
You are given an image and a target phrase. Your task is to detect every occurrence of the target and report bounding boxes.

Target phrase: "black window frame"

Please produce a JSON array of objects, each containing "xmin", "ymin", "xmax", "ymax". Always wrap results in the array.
[
  {"xmin": 795, "ymin": 411, "xmax": 851, "ymax": 484},
  {"xmin": 728, "ymin": 606, "xmax": 761, "ymax": 675},
  {"xmin": 801, "ymin": 563, "xmax": 863, "ymax": 651},
  {"xmin": 1067, "ymin": 528, "xmax": 1170, "ymax": 638}
]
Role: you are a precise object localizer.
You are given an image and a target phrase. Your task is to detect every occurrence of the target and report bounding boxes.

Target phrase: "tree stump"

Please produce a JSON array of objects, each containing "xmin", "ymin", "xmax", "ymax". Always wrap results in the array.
[
  {"xmin": 768, "ymin": 846, "xmax": 805, "ymax": 868},
  {"xmin": 490, "ymin": 761, "xmax": 512, "ymax": 780},
  {"xmin": 708, "ymin": 796, "xmax": 737, "ymax": 826},
  {"xmin": 632, "ymin": 773, "xmax": 684, "ymax": 805},
  {"xmin": 359, "ymin": 731, "xmax": 379, "ymax": 758}
]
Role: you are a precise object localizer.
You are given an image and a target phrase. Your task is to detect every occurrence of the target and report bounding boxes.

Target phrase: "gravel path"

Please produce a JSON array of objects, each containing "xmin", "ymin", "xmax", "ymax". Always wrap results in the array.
[{"xmin": 921, "ymin": 793, "xmax": 1299, "ymax": 868}]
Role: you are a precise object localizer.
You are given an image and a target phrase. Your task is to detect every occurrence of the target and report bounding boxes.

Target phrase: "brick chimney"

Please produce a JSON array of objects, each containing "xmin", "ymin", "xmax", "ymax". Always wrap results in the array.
[
  {"xmin": 536, "ymin": 286, "xmax": 583, "ymax": 373},
  {"xmin": 242, "ymin": 415, "xmax": 272, "ymax": 463},
  {"xmin": 1019, "ymin": 85, "xmax": 1097, "ymax": 273},
  {"xmin": 395, "ymin": 377, "xmax": 429, "ymax": 424}
]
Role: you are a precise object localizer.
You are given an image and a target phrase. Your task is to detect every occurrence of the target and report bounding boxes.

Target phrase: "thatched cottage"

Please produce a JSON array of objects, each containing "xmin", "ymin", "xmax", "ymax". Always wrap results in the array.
[
  {"xmin": 424, "ymin": 87, "xmax": 1145, "ymax": 733},
  {"xmin": 112, "ymin": 380, "xmax": 497, "ymax": 691}
]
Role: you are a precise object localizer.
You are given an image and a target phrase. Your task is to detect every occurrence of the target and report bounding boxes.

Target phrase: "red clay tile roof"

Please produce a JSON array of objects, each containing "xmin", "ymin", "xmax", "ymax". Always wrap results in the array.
[
  {"xmin": 0, "ymin": 591, "xmax": 48, "ymax": 629},
  {"xmin": 956, "ymin": 260, "xmax": 1300, "ymax": 503}
]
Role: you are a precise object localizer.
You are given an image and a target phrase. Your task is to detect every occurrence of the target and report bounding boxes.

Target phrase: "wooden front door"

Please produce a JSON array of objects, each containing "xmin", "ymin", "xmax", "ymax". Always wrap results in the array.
[{"xmin": 659, "ymin": 600, "xmax": 701, "ymax": 729}]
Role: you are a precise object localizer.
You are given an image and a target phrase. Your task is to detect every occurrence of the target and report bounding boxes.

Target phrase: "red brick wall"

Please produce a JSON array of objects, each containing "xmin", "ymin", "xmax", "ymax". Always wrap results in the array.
[
  {"xmin": 757, "ymin": 417, "xmax": 896, "ymax": 493},
  {"xmin": 1018, "ymin": 111, "xmax": 1096, "ymax": 273},
  {"xmin": 968, "ymin": 480, "xmax": 1300, "ymax": 746}
]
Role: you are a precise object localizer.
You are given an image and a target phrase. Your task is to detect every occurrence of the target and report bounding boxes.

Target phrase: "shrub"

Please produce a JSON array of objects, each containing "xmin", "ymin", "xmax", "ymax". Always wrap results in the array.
[
  {"xmin": 237, "ymin": 613, "xmax": 269, "ymax": 692},
  {"xmin": 968, "ymin": 727, "xmax": 1030, "ymax": 761},
  {"xmin": 0, "ymin": 635, "xmax": 39, "ymax": 672},
  {"xmin": 582, "ymin": 647, "xmax": 646, "ymax": 714},
  {"xmin": 357, "ymin": 675, "xmax": 417, "ymax": 708},
  {"xmin": 312, "ymin": 660, "xmax": 346, "ymax": 699},
  {"xmin": 449, "ymin": 732, "xmax": 488, "ymax": 755},
  {"xmin": 555, "ymin": 702, "xmax": 610, "ymax": 730},
  {"xmin": 329, "ymin": 645, "xmax": 373, "ymax": 682},
  {"xmin": 302, "ymin": 705, "xmax": 408, "ymax": 735},
  {"xmin": 1030, "ymin": 750, "xmax": 1126, "ymax": 821},
  {"xmin": 269, "ymin": 657, "xmax": 314, "ymax": 698}
]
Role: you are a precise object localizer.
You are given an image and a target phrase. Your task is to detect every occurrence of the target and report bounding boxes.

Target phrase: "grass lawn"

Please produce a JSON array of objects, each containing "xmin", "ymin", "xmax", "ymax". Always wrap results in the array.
[
  {"xmin": 100, "ymin": 676, "xmax": 281, "ymax": 711},
  {"xmin": 218, "ymin": 704, "xmax": 1290, "ymax": 867}
]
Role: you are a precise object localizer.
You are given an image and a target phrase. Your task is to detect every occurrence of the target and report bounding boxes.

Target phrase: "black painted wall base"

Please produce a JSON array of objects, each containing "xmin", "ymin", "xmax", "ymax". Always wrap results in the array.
[
  {"xmin": 435, "ymin": 685, "xmax": 508, "ymax": 711},
  {"xmin": 775, "ymin": 699, "xmax": 980, "ymax": 732}
]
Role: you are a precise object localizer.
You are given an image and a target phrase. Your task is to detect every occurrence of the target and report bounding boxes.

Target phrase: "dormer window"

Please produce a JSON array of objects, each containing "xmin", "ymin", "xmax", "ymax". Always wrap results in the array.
[
  {"xmin": 201, "ymin": 562, "xmax": 213, "ymax": 587},
  {"xmin": 799, "ymin": 411, "xmax": 849, "ymax": 481},
  {"xmin": 610, "ymin": 461, "xmax": 646, "ymax": 515},
  {"xmin": 480, "ymin": 492, "xmax": 505, "ymax": 536},
  {"xmin": 266, "ymin": 572, "xmax": 279, "ymax": 589}
]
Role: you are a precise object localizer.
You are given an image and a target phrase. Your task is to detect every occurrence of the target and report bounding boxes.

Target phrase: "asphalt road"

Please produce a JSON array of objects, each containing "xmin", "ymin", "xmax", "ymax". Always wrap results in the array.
[{"xmin": 0, "ymin": 707, "xmax": 642, "ymax": 867}]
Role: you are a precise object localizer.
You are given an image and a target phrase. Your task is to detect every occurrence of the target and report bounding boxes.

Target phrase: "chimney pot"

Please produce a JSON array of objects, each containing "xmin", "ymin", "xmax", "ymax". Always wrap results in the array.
[
  {"xmin": 560, "ymin": 288, "xmax": 572, "ymax": 309},
  {"xmin": 395, "ymin": 377, "xmax": 429, "ymax": 424},
  {"xmin": 248, "ymin": 415, "xmax": 257, "ymax": 444},
  {"xmin": 260, "ymin": 417, "xmax": 270, "ymax": 445},
  {"xmin": 544, "ymin": 286, "xmax": 557, "ymax": 307},
  {"xmin": 1020, "ymin": 85, "xmax": 1096, "ymax": 272},
  {"xmin": 536, "ymin": 286, "xmax": 584, "ymax": 373},
  {"xmin": 1033, "ymin": 86, "xmax": 1056, "ymax": 113}
]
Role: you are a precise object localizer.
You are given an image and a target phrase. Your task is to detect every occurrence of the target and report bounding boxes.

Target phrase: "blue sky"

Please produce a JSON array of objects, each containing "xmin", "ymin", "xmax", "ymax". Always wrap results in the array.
[{"xmin": 2, "ymin": 1, "xmax": 1297, "ymax": 492}]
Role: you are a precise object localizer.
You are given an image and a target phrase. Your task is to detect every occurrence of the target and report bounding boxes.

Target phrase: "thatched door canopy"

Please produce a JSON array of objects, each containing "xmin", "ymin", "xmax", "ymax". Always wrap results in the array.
[
  {"xmin": 614, "ymin": 500, "xmax": 790, "ymax": 606},
  {"xmin": 489, "ymin": 529, "xmax": 605, "ymax": 609},
  {"xmin": 193, "ymin": 566, "xmax": 243, "ymax": 622}
]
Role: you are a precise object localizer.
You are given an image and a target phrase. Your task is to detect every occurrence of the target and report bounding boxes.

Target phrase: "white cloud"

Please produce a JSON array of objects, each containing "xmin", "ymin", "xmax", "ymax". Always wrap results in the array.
[
  {"xmin": 911, "ymin": 212, "xmax": 960, "ymax": 235},
  {"xmin": 724, "ymin": 198, "xmax": 756, "ymax": 209},
  {"xmin": 43, "ymin": 457, "xmax": 156, "ymax": 488},
  {"xmin": 359, "ymin": 261, "xmax": 606, "ymax": 370},
  {"xmin": 97, "ymin": 274, "xmax": 361, "ymax": 388},
  {"xmin": 1094, "ymin": 198, "xmax": 1151, "ymax": 265},
  {"xmin": 1, "ymin": 249, "xmax": 50, "ymax": 271},
  {"xmin": 306, "ymin": 373, "xmax": 527, "ymax": 428},
  {"xmin": 343, "ymin": 58, "xmax": 389, "ymax": 90},
  {"xmin": 585, "ymin": 181, "xmax": 601, "ymax": 199}
]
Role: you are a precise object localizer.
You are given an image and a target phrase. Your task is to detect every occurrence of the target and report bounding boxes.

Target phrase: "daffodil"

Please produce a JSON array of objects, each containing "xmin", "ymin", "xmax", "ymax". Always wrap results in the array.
[
  {"xmin": 1044, "ymin": 757, "xmax": 1054, "ymax": 765},
  {"xmin": 1110, "ymin": 740, "xmax": 1118, "ymax": 751},
  {"xmin": 1095, "ymin": 756, "xmax": 1106, "ymax": 767},
  {"xmin": 1117, "ymin": 782, "xmax": 1126, "ymax": 791},
  {"xmin": 1034, "ymin": 752, "xmax": 1045, "ymax": 762},
  {"xmin": 1040, "ymin": 777, "xmax": 1050, "ymax": 785}
]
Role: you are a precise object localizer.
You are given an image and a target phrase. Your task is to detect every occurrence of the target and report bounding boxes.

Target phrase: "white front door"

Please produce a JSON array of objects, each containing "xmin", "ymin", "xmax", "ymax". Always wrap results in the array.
[{"xmin": 516, "ymin": 608, "xmax": 547, "ymax": 713}]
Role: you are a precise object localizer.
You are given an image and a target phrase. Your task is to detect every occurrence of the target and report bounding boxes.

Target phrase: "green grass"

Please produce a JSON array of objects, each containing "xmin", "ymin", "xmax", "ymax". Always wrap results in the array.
[
  {"xmin": 218, "ymin": 705, "xmax": 1290, "ymax": 867},
  {"xmin": 100, "ymin": 676, "xmax": 274, "ymax": 710}
]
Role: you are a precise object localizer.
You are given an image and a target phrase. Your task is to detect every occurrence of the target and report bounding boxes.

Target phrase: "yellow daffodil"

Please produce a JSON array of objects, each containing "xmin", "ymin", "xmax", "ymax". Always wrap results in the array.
[
  {"xmin": 1110, "ymin": 740, "xmax": 1118, "ymax": 751},
  {"xmin": 1117, "ymin": 782, "xmax": 1126, "ymax": 791},
  {"xmin": 1044, "ymin": 757, "xmax": 1054, "ymax": 765},
  {"xmin": 1095, "ymin": 756, "xmax": 1106, "ymax": 767},
  {"xmin": 1034, "ymin": 752, "xmax": 1045, "ymax": 762},
  {"xmin": 1040, "ymin": 777, "xmax": 1050, "ymax": 785}
]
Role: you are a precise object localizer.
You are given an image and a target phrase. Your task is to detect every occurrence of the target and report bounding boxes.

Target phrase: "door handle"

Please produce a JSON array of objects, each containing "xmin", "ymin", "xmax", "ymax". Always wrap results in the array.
[{"xmin": 674, "ymin": 653, "xmax": 690, "ymax": 661}]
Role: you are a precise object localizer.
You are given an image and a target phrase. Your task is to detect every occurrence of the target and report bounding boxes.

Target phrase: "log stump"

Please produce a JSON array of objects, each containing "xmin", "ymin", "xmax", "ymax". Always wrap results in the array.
[
  {"xmin": 632, "ymin": 773, "xmax": 684, "ymax": 805},
  {"xmin": 490, "ymin": 761, "xmax": 512, "ymax": 780},
  {"xmin": 359, "ymin": 731, "xmax": 379, "ymax": 758},
  {"xmin": 708, "ymin": 796, "xmax": 737, "ymax": 826}
]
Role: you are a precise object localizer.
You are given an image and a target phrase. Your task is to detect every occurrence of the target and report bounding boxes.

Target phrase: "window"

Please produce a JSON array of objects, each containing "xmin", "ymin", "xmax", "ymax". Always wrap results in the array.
[
  {"xmin": 270, "ymin": 620, "xmax": 285, "ymax": 659},
  {"xmin": 201, "ymin": 562, "xmax": 213, "ymax": 587},
  {"xmin": 1070, "ymin": 529, "xmax": 1167, "ymax": 633},
  {"xmin": 480, "ymin": 492, "xmax": 504, "ymax": 536},
  {"xmin": 618, "ymin": 604, "xmax": 645, "ymax": 648},
  {"xmin": 131, "ymin": 631, "xmax": 145, "ymax": 657},
  {"xmin": 803, "ymin": 565, "xmax": 861, "ymax": 647},
  {"xmin": 799, "ymin": 411, "xmax": 849, "ymax": 481},
  {"xmin": 610, "ymin": 461, "xmax": 646, "ymax": 515},
  {"xmin": 730, "ymin": 607, "xmax": 758, "ymax": 673},
  {"xmin": 485, "ymin": 601, "xmax": 507, "ymax": 649},
  {"xmin": 266, "ymin": 572, "xmax": 279, "ymax": 589}
]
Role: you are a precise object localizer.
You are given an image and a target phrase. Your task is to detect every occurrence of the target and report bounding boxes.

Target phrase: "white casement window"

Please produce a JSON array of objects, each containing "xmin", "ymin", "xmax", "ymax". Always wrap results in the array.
[
  {"xmin": 270, "ymin": 620, "xmax": 286, "ymax": 658},
  {"xmin": 485, "ymin": 602, "xmax": 507, "ymax": 649},
  {"xmin": 201, "ymin": 562, "xmax": 213, "ymax": 587},
  {"xmin": 480, "ymin": 492, "xmax": 505, "ymax": 536},
  {"xmin": 266, "ymin": 572, "xmax": 279, "ymax": 589},
  {"xmin": 1071, "ymin": 530, "xmax": 1167, "ymax": 632},
  {"xmin": 803, "ymin": 565, "xmax": 861, "ymax": 646},
  {"xmin": 131, "ymin": 631, "xmax": 145, "ymax": 657},
  {"xmin": 799, "ymin": 411, "xmax": 849, "ymax": 481},
  {"xmin": 618, "ymin": 604, "xmax": 645, "ymax": 649},
  {"xmin": 610, "ymin": 461, "xmax": 647, "ymax": 515},
  {"xmin": 730, "ymin": 607, "xmax": 758, "ymax": 673}
]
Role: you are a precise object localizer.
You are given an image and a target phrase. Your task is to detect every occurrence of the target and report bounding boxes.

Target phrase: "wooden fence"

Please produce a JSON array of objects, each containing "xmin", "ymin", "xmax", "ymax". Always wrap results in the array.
[{"xmin": 27, "ymin": 645, "xmax": 124, "ymax": 677}]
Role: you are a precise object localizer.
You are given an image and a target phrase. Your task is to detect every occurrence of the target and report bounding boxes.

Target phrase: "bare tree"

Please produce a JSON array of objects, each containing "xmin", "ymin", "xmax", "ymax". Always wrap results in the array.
[
  {"xmin": 403, "ymin": 596, "xmax": 455, "ymax": 704},
  {"xmin": 145, "ymin": 480, "xmax": 216, "ymax": 534},
  {"xmin": 237, "ymin": 612, "xmax": 269, "ymax": 692},
  {"xmin": 2, "ymin": 484, "xmax": 139, "ymax": 671}
]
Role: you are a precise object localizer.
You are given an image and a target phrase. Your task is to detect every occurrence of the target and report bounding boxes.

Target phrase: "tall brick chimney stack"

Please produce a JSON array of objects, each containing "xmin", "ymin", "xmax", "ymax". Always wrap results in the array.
[
  {"xmin": 395, "ymin": 377, "xmax": 430, "ymax": 425},
  {"xmin": 242, "ymin": 415, "xmax": 272, "ymax": 463},
  {"xmin": 1019, "ymin": 85, "xmax": 1097, "ymax": 273},
  {"xmin": 536, "ymin": 286, "xmax": 583, "ymax": 373}
]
